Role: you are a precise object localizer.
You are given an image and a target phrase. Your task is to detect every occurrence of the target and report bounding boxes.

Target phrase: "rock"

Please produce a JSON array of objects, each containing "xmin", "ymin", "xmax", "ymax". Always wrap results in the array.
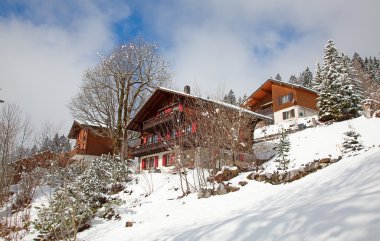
[
  {"xmin": 216, "ymin": 183, "xmax": 227, "ymax": 195},
  {"xmin": 264, "ymin": 172, "xmax": 273, "ymax": 179},
  {"xmin": 215, "ymin": 166, "xmax": 239, "ymax": 183},
  {"xmin": 319, "ymin": 158, "xmax": 331, "ymax": 164},
  {"xmin": 258, "ymin": 173, "xmax": 267, "ymax": 182},
  {"xmin": 318, "ymin": 163, "xmax": 329, "ymax": 168},
  {"xmin": 309, "ymin": 162, "xmax": 319, "ymax": 171},
  {"xmin": 247, "ymin": 172, "xmax": 255, "ymax": 180},
  {"xmin": 198, "ymin": 188, "xmax": 213, "ymax": 199},
  {"xmin": 238, "ymin": 181, "xmax": 248, "ymax": 186},
  {"xmin": 225, "ymin": 185, "xmax": 240, "ymax": 193},
  {"xmin": 125, "ymin": 221, "xmax": 133, "ymax": 227},
  {"xmin": 290, "ymin": 169, "xmax": 302, "ymax": 181}
]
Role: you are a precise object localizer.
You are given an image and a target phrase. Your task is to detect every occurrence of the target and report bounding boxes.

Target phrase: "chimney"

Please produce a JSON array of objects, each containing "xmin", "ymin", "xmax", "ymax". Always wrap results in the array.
[{"xmin": 184, "ymin": 85, "xmax": 190, "ymax": 94}]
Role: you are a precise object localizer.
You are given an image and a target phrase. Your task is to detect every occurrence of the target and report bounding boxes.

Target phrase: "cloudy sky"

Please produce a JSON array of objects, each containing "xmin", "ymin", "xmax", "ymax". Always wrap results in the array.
[{"xmin": 1, "ymin": 0, "xmax": 379, "ymax": 132}]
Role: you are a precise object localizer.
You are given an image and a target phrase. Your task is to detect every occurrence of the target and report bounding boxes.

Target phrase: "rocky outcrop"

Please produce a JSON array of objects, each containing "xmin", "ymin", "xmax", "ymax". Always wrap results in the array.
[
  {"xmin": 247, "ymin": 155, "xmax": 342, "ymax": 185},
  {"xmin": 215, "ymin": 166, "xmax": 239, "ymax": 183}
]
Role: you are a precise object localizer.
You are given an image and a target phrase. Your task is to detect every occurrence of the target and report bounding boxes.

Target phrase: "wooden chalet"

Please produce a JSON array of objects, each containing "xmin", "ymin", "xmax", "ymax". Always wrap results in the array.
[
  {"xmin": 242, "ymin": 79, "xmax": 318, "ymax": 124},
  {"xmin": 68, "ymin": 120, "xmax": 113, "ymax": 161},
  {"xmin": 126, "ymin": 86, "xmax": 271, "ymax": 172}
]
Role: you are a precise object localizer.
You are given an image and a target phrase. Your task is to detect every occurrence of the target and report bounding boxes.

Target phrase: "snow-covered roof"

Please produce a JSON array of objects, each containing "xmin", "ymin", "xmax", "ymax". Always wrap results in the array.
[
  {"xmin": 126, "ymin": 86, "xmax": 272, "ymax": 131},
  {"xmin": 243, "ymin": 79, "xmax": 317, "ymax": 107},
  {"xmin": 68, "ymin": 120, "xmax": 108, "ymax": 139},
  {"xmin": 157, "ymin": 86, "xmax": 272, "ymax": 120}
]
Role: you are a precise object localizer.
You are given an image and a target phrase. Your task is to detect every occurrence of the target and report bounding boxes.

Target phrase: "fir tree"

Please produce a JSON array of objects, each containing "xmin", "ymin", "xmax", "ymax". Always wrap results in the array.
[
  {"xmin": 223, "ymin": 89, "xmax": 237, "ymax": 105},
  {"xmin": 276, "ymin": 129, "xmax": 291, "ymax": 170},
  {"xmin": 342, "ymin": 126, "xmax": 364, "ymax": 154},
  {"xmin": 300, "ymin": 67, "xmax": 313, "ymax": 88},
  {"xmin": 313, "ymin": 62, "xmax": 323, "ymax": 92},
  {"xmin": 289, "ymin": 74, "xmax": 298, "ymax": 84},
  {"xmin": 275, "ymin": 73, "xmax": 282, "ymax": 81},
  {"xmin": 317, "ymin": 40, "xmax": 360, "ymax": 122}
]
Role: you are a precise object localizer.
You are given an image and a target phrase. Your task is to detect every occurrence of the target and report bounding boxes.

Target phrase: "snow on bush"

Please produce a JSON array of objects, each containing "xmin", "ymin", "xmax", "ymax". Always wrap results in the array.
[
  {"xmin": 33, "ymin": 155, "xmax": 131, "ymax": 240},
  {"xmin": 342, "ymin": 126, "xmax": 364, "ymax": 154}
]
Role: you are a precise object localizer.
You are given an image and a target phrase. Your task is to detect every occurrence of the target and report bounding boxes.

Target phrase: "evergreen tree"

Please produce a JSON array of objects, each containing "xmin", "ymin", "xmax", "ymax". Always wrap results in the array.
[
  {"xmin": 289, "ymin": 74, "xmax": 298, "ymax": 84},
  {"xmin": 342, "ymin": 126, "xmax": 364, "ymax": 153},
  {"xmin": 299, "ymin": 67, "xmax": 313, "ymax": 88},
  {"xmin": 317, "ymin": 40, "xmax": 360, "ymax": 122},
  {"xmin": 223, "ymin": 89, "xmax": 237, "ymax": 105},
  {"xmin": 313, "ymin": 62, "xmax": 323, "ymax": 92},
  {"xmin": 276, "ymin": 129, "xmax": 291, "ymax": 170},
  {"xmin": 275, "ymin": 73, "xmax": 282, "ymax": 81},
  {"xmin": 340, "ymin": 54, "xmax": 362, "ymax": 117}
]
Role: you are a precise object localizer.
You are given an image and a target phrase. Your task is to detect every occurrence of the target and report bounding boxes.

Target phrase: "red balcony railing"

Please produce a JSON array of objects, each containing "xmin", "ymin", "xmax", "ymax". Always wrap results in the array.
[{"xmin": 143, "ymin": 103, "xmax": 183, "ymax": 131}]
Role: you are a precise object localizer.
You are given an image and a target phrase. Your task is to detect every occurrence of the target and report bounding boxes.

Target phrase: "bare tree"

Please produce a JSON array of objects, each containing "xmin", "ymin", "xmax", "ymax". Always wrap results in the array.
[
  {"xmin": 69, "ymin": 37, "xmax": 171, "ymax": 156},
  {"xmin": 0, "ymin": 103, "xmax": 31, "ymax": 206}
]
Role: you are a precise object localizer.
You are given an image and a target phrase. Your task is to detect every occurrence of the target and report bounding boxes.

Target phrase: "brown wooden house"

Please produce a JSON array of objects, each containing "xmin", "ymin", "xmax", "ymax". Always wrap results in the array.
[
  {"xmin": 242, "ymin": 79, "xmax": 318, "ymax": 124},
  {"xmin": 68, "ymin": 120, "xmax": 113, "ymax": 161},
  {"xmin": 126, "ymin": 86, "xmax": 271, "ymax": 172}
]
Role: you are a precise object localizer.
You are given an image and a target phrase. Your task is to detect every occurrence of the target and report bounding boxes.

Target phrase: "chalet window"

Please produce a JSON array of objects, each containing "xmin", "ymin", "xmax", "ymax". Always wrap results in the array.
[
  {"xmin": 145, "ymin": 157, "xmax": 155, "ymax": 169},
  {"xmin": 171, "ymin": 129, "xmax": 176, "ymax": 138},
  {"xmin": 163, "ymin": 153, "xmax": 172, "ymax": 166},
  {"xmin": 147, "ymin": 136, "xmax": 152, "ymax": 144},
  {"xmin": 282, "ymin": 109, "xmax": 295, "ymax": 120},
  {"xmin": 152, "ymin": 134, "xmax": 159, "ymax": 143},
  {"xmin": 185, "ymin": 125, "xmax": 192, "ymax": 135},
  {"xmin": 278, "ymin": 93, "xmax": 294, "ymax": 105}
]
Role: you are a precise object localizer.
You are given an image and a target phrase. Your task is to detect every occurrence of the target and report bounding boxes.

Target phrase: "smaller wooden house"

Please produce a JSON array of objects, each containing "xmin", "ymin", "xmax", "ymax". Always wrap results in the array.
[
  {"xmin": 242, "ymin": 79, "xmax": 318, "ymax": 124},
  {"xmin": 68, "ymin": 120, "xmax": 113, "ymax": 161}
]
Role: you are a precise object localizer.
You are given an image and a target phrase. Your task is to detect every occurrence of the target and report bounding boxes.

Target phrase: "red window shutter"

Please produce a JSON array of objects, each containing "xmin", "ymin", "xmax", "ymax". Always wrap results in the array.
[
  {"xmin": 143, "ymin": 137, "xmax": 147, "ymax": 144},
  {"xmin": 162, "ymin": 155, "xmax": 167, "ymax": 166},
  {"xmin": 142, "ymin": 159, "xmax": 146, "ymax": 170},
  {"xmin": 191, "ymin": 123, "xmax": 197, "ymax": 133},
  {"xmin": 154, "ymin": 156, "xmax": 158, "ymax": 168},
  {"xmin": 166, "ymin": 133, "xmax": 170, "ymax": 140},
  {"xmin": 179, "ymin": 104, "xmax": 183, "ymax": 112}
]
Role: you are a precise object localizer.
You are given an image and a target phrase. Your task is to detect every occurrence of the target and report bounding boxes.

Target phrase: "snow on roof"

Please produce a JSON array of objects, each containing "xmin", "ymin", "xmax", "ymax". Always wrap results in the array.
[
  {"xmin": 73, "ymin": 119, "xmax": 108, "ymax": 128},
  {"xmin": 157, "ymin": 86, "xmax": 272, "ymax": 120}
]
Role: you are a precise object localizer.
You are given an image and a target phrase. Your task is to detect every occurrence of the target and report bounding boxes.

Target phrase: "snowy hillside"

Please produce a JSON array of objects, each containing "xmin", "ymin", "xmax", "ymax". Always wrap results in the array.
[{"xmin": 22, "ymin": 117, "xmax": 380, "ymax": 241}]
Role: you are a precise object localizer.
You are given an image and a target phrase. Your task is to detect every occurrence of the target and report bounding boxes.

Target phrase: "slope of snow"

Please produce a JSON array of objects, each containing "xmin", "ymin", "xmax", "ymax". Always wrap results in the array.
[
  {"xmin": 75, "ymin": 148, "xmax": 380, "ymax": 241},
  {"xmin": 22, "ymin": 117, "xmax": 380, "ymax": 241},
  {"xmin": 261, "ymin": 116, "xmax": 380, "ymax": 171}
]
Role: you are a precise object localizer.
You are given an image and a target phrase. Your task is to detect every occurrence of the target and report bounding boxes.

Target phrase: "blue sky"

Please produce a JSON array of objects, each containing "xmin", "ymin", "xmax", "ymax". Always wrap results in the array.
[{"xmin": 1, "ymin": 0, "xmax": 379, "ymax": 132}]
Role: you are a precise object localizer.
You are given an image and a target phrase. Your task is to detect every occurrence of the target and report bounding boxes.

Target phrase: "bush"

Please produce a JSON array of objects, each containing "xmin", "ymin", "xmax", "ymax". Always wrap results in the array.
[{"xmin": 34, "ymin": 155, "xmax": 131, "ymax": 240}]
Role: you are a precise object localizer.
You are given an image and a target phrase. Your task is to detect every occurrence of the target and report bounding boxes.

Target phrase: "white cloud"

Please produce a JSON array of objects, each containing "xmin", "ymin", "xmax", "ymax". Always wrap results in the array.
[
  {"xmin": 137, "ymin": 0, "xmax": 380, "ymax": 97},
  {"xmin": 0, "ymin": 1, "xmax": 130, "ymax": 132}
]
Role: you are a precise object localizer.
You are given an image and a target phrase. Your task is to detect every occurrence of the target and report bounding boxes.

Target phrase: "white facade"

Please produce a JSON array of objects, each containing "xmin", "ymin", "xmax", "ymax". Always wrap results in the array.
[{"xmin": 273, "ymin": 105, "xmax": 317, "ymax": 125}]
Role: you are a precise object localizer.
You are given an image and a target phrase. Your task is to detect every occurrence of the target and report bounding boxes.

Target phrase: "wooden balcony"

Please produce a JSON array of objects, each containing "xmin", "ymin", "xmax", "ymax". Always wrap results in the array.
[
  {"xmin": 129, "ymin": 133, "xmax": 196, "ymax": 157},
  {"xmin": 256, "ymin": 107, "xmax": 273, "ymax": 116},
  {"xmin": 143, "ymin": 103, "xmax": 182, "ymax": 131}
]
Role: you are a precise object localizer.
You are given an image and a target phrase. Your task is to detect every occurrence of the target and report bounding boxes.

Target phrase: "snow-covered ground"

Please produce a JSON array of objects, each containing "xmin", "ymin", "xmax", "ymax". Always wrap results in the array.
[
  {"xmin": 257, "ymin": 116, "xmax": 380, "ymax": 171},
  {"xmin": 21, "ymin": 117, "xmax": 380, "ymax": 241}
]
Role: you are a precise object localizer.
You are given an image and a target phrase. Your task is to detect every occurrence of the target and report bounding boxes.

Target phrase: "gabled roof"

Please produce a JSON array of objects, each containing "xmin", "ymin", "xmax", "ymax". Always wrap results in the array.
[
  {"xmin": 68, "ymin": 120, "xmax": 108, "ymax": 139},
  {"xmin": 126, "ymin": 87, "xmax": 272, "ymax": 132},
  {"xmin": 242, "ymin": 79, "xmax": 317, "ymax": 108}
]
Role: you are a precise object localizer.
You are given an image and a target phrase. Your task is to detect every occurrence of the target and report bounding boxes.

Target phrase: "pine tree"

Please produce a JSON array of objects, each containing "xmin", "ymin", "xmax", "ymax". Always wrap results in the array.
[
  {"xmin": 289, "ymin": 74, "xmax": 298, "ymax": 84},
  {"xmin": 313, "ymin": 62, "xmax": 323, "ymax": 92},
  {"xmin": 317, "ymin": 40, "xmax": 360, "ymax": 122},
  {"xmin": 223, "ymin": 89, "xmax": 237, "ymax": 105},
  {"xmin": 275, "ymin": 73, "xmax": 282, "ymax": 81},
  {"xmin": 276, "ymin": 129, "xmax": 291, "ymax": 170},
  {"xmin": 299, "ymin": 67, "xmax": 313, "ymax": 88},
  {"xmin": 342, "ymin": 126, "xmax": 364, "ymax": 154}
]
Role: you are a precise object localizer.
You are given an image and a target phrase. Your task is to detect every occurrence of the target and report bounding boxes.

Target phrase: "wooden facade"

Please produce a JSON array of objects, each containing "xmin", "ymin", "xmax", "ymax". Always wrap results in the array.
[
  {"xmin": 127, "ymin": 87, "xmax": 270, "ymax": 171},
  {"xmin": 243, "ymin": 79, "xmax": 318, "ymax": 124},
  {"xmin": 68, "ymin": 121, "xmax": 113, "ymax": 159}
]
